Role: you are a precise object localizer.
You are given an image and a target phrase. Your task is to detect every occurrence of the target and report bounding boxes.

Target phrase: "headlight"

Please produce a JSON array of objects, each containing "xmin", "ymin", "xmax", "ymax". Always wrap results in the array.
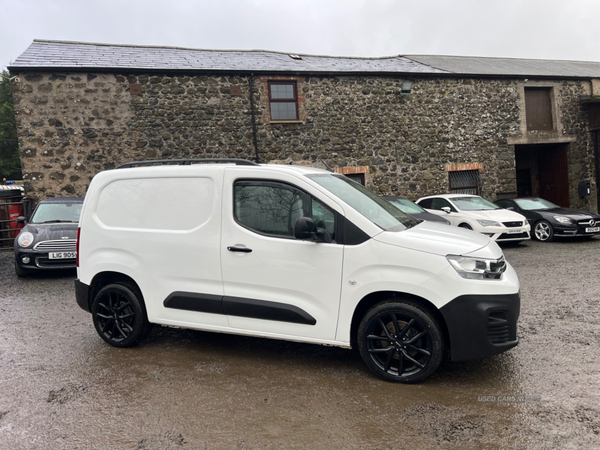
[
  {"xmin": 17, "ymin": 232, "xmax": 34, "ymax": 247},
  {"xmin": 447, "ymin": 255, "xmax": 506, "ymax": 280},
  {"xmin": 554, "ymin": 216, "xmax": 573, "ymax": 224},
  {"xmin": 476, "ymin": 219, "xmax": 500, "ymax": 227}
]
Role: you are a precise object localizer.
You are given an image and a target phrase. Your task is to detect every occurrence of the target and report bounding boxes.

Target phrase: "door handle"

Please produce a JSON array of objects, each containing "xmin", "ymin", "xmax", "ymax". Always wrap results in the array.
[{"xmin": 227, "ymin": 245, "xmax": 252, "ymax": 253}]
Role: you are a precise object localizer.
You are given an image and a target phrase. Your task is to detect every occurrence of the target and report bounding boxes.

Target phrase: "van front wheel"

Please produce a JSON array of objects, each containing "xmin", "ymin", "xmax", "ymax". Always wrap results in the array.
[
  {"xmin": 92, "ymin": 283, "xmax": 152, "ymax": 348},
  {"xmin": 357, "ymin": 301, "xmax": 443, "ymax": 383}
]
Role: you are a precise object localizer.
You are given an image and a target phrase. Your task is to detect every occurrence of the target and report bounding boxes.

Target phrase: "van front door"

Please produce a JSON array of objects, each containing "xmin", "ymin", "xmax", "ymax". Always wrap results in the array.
[{"xmin": 220, "ymin": 169, "xmax": 344, "ymax": 342}]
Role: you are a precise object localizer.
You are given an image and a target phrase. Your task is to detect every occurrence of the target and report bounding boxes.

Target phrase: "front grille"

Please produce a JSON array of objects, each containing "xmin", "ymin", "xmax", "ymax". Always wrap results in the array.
[
  {"xmin": 487, "ymin": 311, "xmax": 510, "ymax": 344},
  {"xmin": 35, "ymin": 257, "xmax": 76, "ymax": 268},
  {"xmin": 497, "ymin": 232, "xmax": 529, "ymax": 240},
  {"xmin": 33, "ymin": 239, "xmax": 76, "ymax": 252},
  {"xmin": 503, "ymin": 221, "xmax": 523, "ymax": 228},
  {"xmin": 577, "ymin": 219, "xmax": 597, "ymax": 227}
]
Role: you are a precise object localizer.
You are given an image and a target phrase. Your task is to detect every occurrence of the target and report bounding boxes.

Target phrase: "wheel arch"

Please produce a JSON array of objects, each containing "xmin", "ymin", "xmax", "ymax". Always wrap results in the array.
[
  {"xmin": 87, "ymin": 271, "xmax": 144, "ymax": 312},
  {"xmin": 349, "ymin": 290, "xmax": 450, "ymax": 354}
]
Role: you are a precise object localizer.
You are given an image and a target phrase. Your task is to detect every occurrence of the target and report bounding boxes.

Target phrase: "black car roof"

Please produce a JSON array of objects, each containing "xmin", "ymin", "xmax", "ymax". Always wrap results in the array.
[{"xmin": 38, "ymin": 197, "xmax": 84, "ymax": 204}]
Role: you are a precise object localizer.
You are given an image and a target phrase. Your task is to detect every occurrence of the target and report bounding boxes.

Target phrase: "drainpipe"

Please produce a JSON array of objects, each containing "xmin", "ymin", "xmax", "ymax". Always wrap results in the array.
[
  {"xmin": 595, "ymin": 130, "xmax": 600, "ymax": 213},
  {"xmin": 249, "ymin": 73, "xmax": 260, "ymax": 163}
]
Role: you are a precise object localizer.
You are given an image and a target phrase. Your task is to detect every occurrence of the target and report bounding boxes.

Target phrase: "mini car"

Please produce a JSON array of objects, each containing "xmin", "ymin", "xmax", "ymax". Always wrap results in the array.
[
  {"xmin": 495, "ymin": 197, "xmax": 600, "ymax": 242},
  {"xmin": 383, "ymin": 195, "xmax": 450, "ymax": 224},
  {"xmin": 14, "ymin": 197, "xmax": 84, "ymax": 276},
  {"xmin": 416, "ymin": 194, "xmax": 530, "ymax": 242}
]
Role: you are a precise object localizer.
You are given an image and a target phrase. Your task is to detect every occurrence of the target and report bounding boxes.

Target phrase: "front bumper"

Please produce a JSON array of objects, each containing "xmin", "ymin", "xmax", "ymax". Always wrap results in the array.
[
  {"xmin": 553, "ymin": 223, "xmax": 600, "ymax": 238},
  {"xmin": 440, "ymin": 292, "xmax": 520, "ymax": 361},
  {"xmin": 15, "ymin": 249, "xmax": 77, "ymax": 271},
  {"xmin": 479, "ymin": 225, "xmax": 530, "ymax": 242}
]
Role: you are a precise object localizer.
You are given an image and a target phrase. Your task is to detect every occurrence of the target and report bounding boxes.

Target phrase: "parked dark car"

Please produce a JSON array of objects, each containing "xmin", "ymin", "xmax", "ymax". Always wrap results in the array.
[
  {"xmin": 495, "ymin": 197, "xmax": 600, "ymax": 242},
  {"xmin": 14, "ymin": 197, "xmax": 84, "ymax": 276},
  {"xmin": 383, "ymin": 196, "xmax": 450, "ymax": 224}
]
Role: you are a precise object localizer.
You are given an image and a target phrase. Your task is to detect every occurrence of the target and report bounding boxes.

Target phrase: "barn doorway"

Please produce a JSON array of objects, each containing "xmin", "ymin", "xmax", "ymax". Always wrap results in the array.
[{"xmin": 514, "ymin": 143, "xmax": 570, "ymax": 207}]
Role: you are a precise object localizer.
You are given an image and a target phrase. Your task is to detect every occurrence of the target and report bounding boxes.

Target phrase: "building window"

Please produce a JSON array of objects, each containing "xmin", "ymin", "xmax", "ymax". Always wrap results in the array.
[
  {"xmin": 334, "ymin": 166, "xmax": 369, "ymax": 186},
  {"xmin": 449, "ymin": 170, "xmax": 481, "ymax": 195},
  {"xmin": 268, "ymin": 81, "xmax": 298, "ymax": 120},
  {"xmin": 344, "ymin": 173, "xmax": 365, "ymax": 186},
  {"xmin": 525, "ymin": 87, "xmax": 553, "ymax": 131}
]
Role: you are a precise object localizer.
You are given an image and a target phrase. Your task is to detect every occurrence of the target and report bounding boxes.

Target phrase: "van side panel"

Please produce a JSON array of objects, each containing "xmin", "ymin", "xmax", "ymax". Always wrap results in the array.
[
  {"xmin": 80, "ymin": 170, "xmax": 227, "ymax": 327},
  {"xmin": 335, "ymin": 240, "xmax": 521, "ymax": 343}
]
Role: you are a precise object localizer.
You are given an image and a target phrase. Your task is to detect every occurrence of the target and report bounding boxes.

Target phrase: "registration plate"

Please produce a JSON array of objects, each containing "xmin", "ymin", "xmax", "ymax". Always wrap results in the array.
[
  {"xmin": 49, "ymin": 252, "xmax": 76, "ymax": 259},
  {"xmin": 507, "ymin": 229, "xmax": 523, "ymax": 234},
  {"xmin": 585, "ymin": 227, "xmax": 600, "ymax": 233}
]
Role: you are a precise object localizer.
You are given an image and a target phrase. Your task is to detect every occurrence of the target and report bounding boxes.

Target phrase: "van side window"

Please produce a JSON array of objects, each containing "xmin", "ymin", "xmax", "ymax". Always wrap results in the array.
[
  {"xmin": 234, "ymin": 181, "xmax": 309, "ymax": 237},
  {"xmin": 312, "ymin": 198, "xmax": 336, "ymax": 239}
]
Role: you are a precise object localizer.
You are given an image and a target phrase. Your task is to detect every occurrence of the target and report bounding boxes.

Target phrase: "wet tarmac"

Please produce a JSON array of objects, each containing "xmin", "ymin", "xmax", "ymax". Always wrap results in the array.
[{"xmin": 0, "ymin": 238, "xmax": 599, "ymax": 449}]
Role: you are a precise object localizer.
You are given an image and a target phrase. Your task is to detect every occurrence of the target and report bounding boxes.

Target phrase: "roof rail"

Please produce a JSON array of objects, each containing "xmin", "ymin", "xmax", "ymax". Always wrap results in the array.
[{"xmin": 116, "ymin": 158, "xmax": 260, "ymax": 169}]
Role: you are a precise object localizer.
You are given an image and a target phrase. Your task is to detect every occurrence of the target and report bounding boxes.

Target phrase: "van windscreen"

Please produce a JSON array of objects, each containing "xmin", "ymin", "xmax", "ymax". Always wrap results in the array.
[{"xmin": 307, "ymin": 174, "xmax": 417, "ymax": 231}]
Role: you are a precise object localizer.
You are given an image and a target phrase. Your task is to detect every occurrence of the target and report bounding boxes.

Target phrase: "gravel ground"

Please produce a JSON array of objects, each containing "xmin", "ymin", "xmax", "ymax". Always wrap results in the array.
[{"xmin": 0, "ymin": 237, "xmax": 599, "ymax": 449}]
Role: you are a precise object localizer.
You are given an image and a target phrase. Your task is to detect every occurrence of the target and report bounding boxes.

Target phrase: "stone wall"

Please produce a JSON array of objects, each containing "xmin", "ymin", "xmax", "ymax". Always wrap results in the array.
[{"xmin": 10, "ymin": 70, "xmax": 596, "ymax": 210}]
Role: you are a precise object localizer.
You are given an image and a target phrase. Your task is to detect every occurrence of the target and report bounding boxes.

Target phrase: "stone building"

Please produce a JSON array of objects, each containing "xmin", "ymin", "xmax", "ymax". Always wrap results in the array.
[{"xmin": 8, "ymin": 40, "xmax": 600, "ymax": 212}]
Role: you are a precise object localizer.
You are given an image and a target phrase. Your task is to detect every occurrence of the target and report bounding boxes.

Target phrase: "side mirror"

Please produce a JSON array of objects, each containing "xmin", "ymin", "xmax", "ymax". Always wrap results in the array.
[
  {"xmin": 294, "ymin": 217, "xmax": 317, "ymax": 240},
  {"xmin": 441, "ymin": 207, "xmax": 452, "ymax": 214},
  {"xmin": 16, "ymin": 216, "xmax": 26, "ymax": 224},
  {"xmin": 294, "ymin": 217, "xmax": 332, "ymax": 243}
]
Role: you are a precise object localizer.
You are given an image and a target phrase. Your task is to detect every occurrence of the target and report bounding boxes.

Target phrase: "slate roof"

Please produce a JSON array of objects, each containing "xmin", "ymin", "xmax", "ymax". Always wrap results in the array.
[
  {"xmin": 404, "ymin": 55, "xmax": 600, "ymax": 78},
  {"xmin": 11, "ymin": 40, "xmax": 600, "ymax": 79},
  {"xmin": 9, "ymin": 40, "xmax": 448, "ymax": 75}
]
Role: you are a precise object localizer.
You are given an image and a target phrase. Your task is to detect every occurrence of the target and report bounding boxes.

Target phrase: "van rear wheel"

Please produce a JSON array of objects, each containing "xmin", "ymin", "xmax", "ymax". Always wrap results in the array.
[
  {"xmin": 92, "ymin": 283, "xmax": 152, "ymax": 347},
  {"xmin": 357, "ymin": 301, "xmax": 443, "ymax": 383}
]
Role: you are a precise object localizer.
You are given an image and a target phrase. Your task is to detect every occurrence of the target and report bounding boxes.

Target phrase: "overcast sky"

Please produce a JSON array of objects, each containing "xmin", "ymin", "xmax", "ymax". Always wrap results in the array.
[{"xmin": 2, "ymin": 0, "xmax": 600, "ymax": 72}]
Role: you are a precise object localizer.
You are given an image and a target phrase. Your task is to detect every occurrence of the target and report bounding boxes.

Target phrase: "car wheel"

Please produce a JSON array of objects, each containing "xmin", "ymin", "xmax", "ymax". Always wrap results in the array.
[
  {"xmin": 534, "ymin": 220, "xmax": 554, "ymax": 242},
  {"xmin": 92, "ymin": 283, "xmax": 153, "ymax": 348},
  {"xmin": 357, "ymin": 301, "xmax": 443, "ymax": 383},
  {"xmin": 458, "ymin": 223, "xmax": 472, "ymax": 230}
]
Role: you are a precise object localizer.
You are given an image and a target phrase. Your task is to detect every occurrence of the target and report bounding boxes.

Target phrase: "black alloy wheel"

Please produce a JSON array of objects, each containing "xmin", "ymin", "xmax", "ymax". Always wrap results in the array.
[
  {"xmin": 458, "ymin": 223, "xmax": 473, "ymax": 230},
  {"xmin": 533, "ymin": 220, "xmax": 554, "ymax": 242},
  {"xmin": 358, "ymin": 301, "xmax": 443, "ymax": 383},
  {"xmin": 92, "ymin": 283, "xmax": 152, "ymax": 347}
]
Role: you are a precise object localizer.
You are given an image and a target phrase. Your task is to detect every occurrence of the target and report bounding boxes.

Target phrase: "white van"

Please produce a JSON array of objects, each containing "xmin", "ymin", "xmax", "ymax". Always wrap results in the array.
[{"xmin": 75, "ymin": 159, "xmax": 520, "ymax": 383}]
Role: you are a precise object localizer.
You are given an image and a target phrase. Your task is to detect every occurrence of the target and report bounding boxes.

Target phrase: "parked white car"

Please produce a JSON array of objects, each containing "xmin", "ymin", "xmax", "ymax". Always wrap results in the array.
[
  {"xmin": 75, "ymin": 160, "xmax": 520, "ymax": 383},
  {"xmin": 416, "ymin": 194, "xmax": 530, "ymax": 242}
]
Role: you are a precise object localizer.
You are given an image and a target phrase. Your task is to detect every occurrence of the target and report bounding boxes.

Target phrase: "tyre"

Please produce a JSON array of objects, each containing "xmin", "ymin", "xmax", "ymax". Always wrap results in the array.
[
  {"xmin": 458, "ymin": 223, "xmax": 472, "ymax": 230},
  {"xmin": 92, "ymin": 283, "xmax": 153, "ymax": 347},
  {"xmin": 15, "ymin": 260, "xmax": 29, "ymax": 277},
  {"xmin": 357, "ymin": 301, "xmax": 443, "ymax": 383},
  {"xmin": 533, "ymin": 220, "xmax": 554, "ymax": 242}
]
